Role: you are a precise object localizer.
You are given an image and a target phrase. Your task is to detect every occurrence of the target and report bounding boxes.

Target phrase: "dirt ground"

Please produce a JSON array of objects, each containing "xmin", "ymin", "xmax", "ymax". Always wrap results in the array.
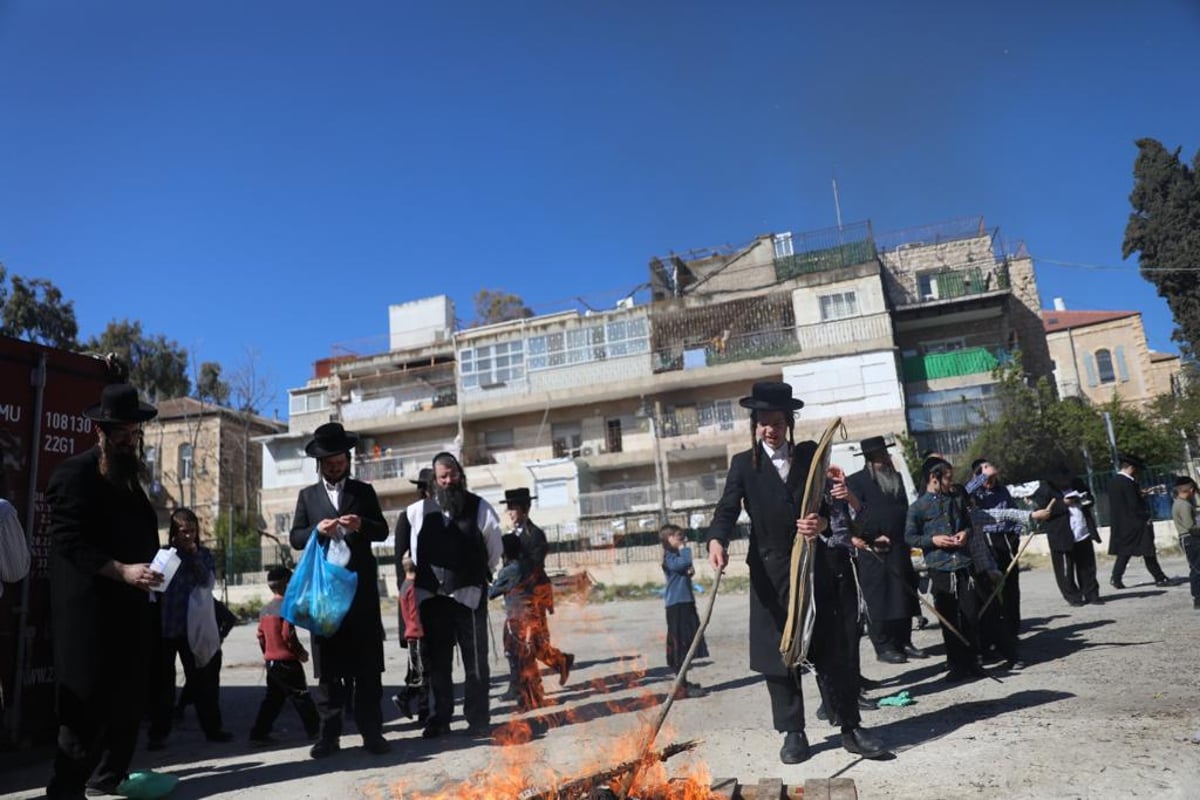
[{"xmin": 4, "ymin": 554, "xmax": 1199, "ymax": 800}]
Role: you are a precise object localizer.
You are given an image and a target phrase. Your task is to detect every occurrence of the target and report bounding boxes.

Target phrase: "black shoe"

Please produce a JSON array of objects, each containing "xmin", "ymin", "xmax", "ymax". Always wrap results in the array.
[
  {"xmin": 206, "ymin": 730, "xmax": 234, "ymax": 743},
  {"xmin": 673, "ymin": 682, "xmax": 707, "ymax": 700},
  {"xmin": 1067, "ymin": 599, "xmax": 1086, "ymax": 607},
  {"xmin": 1089, "ymin": 596, "xmax": 1105, "ymax": 605},
  {"xmin": 310, "ymin": 740, "xmax": 340, "ymax": 759},
  {"xmin": 363, "ymin": 737, "xmax": 391, "ymax": 755},
  {"xmin": 902, "ymin": 644, "xmax": 929, "ymax": 659},
  {"xmin": 842, "ymin": 727, "xmax": 889, "ymax": 759},
  {"xmin": 464, "ymin": 723, "xmax": 493, "ymax": 741},
  {"xmin": 858, "ymin": 675, "xmax": 881, "ymax": 689},
  {"xmin": 559, "ymin": 653, "xmax": 575, "ymax": 686},
  {"xmin": 877, "ymin": 650, "xmax": 906, "ymax": 665},
  {"xmin": 945, "ymin": 666, "xmax": 975, "ymax": 682},
  {"xmin": 779, "ymin": 731, "xmax": 810, "ymax": 764},
  {"xmin": 422, "ymin": 721, "xmax": 449, "ymax": 739},
  {"xmin": 1003, "ymin": 659, "xmax": 1027, "ymax": 671},
  {"xmin": 1110, "ymin": 577, "xmax": 1125, "ymax": 590},
  {"xmin": 1155, "ymin": 577, "xmax": 1173, "ymax": 587},
  {"xmin": 1193, "ymin": 598, "xmax": 1200, "ymax": 610},
  {"xmin": 391, "ymin": 693, "xmax": 413, "ymax": 719}
]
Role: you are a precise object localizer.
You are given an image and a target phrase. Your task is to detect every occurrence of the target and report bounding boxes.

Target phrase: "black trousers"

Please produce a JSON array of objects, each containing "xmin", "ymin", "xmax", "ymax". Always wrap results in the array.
[
  {"xmin": 421, "ymin": 594, "xmax": 490, "ymax": 728},
  {"xmin": 809, "ymin": 556, "xmax": 863, "ymax": 733},
  {"xmin": 1183, "ymin": 534, "xmax": 1200, "ymax": 600},
  {"xmin": 397, "ymin": 637, "xmax": 432, "ymax": 720},
  {"xmin": 313, "ymin": 669, "xmax": 382, "ymax": 744},
  {"xmin": 867, "ymin": 617, "xmax": 912, "ymax": 655},
  {"xmin": 148, "ymin": 636, "xmax": 224, "ymax": 741},
  {"xmin": 1112, "ymin": 552, "xmax": 1167, "ymax": 584},
  {"xmin": 47, "ymin": 682, "xmax": 143, "ymax": 797},
  {"xmin": 765, "ymin": 674, "xmax": 806, "ymax": 733},
  {"xmin": 250, "ymin": 661, "xmax": 319, "ymax": 739},
  {"xmin": 930, "ymin": 568, "xmax": 981, "ymax": 670},
  {"xmin": 988, "ymin": 533, "xmax": 1021, "ymax": 636},
  {"xmin": 1051, "ymin": 540, "xmax": 1100, "ymax": 603}
]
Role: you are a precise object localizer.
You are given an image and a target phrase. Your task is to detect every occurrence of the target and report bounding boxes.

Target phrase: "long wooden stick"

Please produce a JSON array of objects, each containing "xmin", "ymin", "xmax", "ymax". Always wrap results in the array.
[
  {"xmin": 978, "ymin": 531, "xmax": 1037, "ymax": 617},
  {"xmin": 517, "ymin": 739, "xmax": 701, "ymax": 800},
  {"xmin": 860, "ymin": 546, "xmax": 971, "ymax": 648},
  {"xmin": 614, "ymin": 567, "xmax": 724, "ymax": 800}
]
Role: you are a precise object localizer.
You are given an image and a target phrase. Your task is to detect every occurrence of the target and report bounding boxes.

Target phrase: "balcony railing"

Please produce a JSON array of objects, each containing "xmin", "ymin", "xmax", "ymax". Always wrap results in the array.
[
  {"xmin": 773, "ymin": 220, "xmax": 876, "ymax": 280},
  {"xmin": 579, "ymin": 485, "xmax": 662, "ymax": 517},
  {"xmin": 356, "ymin": 454, "xmax": 407, "ymax": 482},
  {"xmin": 892, "ymin": 265, "xmax": 1011, "ymax": 308},
  {"xmin": 902, "ymin": 347, "xmax": 1009, "ymax": 382},
  {"xmin": 669, "ymin": 472, "xmax": 726, "ymax": 505},
  {"xmin": 795, "ymin": 314, "xmax": 892, "ymax": 351}
]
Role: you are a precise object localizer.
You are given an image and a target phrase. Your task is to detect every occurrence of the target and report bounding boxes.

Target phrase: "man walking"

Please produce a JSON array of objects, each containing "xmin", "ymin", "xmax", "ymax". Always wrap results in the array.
[
  {"xmin": 846, "ymin": 436, "xmax": 923, "ymax": 664},
  {"xmin": 290, "ymin": 422, "xmax": 390, "ymax": 758},
  {"xmin": 1032, "ymin": 465, "xmax": 1102, "ymax": 606},
  {"xmin": 45, "ymin": 384, "xmax": 175, "ymax": 798},
  {"xmin": 1108, "ymin": 453, "xmax": 1171, "ymax": 589},
  {"xmin": 1170, "ymin": 476, "xmax": 1200, "ymax": 609},
  {"xmin": 396, "ymin": 452, "xmax": 503, "ymax": 739},
  {"xmin": 707, "ymin": 381, "xmax": 886, "ymax": 765}
]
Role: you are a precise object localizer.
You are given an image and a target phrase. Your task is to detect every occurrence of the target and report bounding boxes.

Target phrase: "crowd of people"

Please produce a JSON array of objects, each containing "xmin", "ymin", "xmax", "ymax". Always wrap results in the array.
[{"xmin": 13, "ymin": 378, "xmax": 1200, "ymax": 796}]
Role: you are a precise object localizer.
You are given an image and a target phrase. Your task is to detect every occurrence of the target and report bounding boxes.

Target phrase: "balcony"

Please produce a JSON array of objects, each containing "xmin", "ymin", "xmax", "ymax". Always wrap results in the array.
[
  {"xmin": 579, "ymin": 485, "xmax": 662, "ymax": 517},
  {"xmin": 891, "ymin": 265, "xmax": 1011, "ymax": 308},
  {"xmin": 773, "ymin": 221, "xmax": 877, "ymax": 280},
  {"xmin": 653, "ymin": 327, "xmax": 800, "ymax": 373},
  {"xmin": 902, "ymin": 347, "xmax": 1009, "ymax": 382},
  {"xmin": 795, "ymin": 314, "xmax": 892, "ymax": 353},
  {"xmin": 356, "ymin": 454, "xmax": 407, "ymax": 482}
]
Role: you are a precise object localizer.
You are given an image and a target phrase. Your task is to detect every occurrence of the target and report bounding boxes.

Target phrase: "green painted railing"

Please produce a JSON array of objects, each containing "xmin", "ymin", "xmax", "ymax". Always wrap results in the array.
[
  {"xmin": 774, "ymin": 238, "xmax": 877, "ymax": 280},
  {"xmin": 902, "ymin": 347, "xmax": 1004, "ymax": 382}
]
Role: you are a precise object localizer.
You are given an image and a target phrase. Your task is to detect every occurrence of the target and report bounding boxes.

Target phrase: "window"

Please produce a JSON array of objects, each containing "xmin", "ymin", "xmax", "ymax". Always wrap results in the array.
[
  {"xmin": 1095, "ymin": 349, "xmax": 1116, "ymax": 384},
  {"xmin": 773, "ymin": 232, "xmax": 794, "ymax": 258},
  {"xmin": 484, "ymin": 429, "xmax": 515, "ymax": 451},
  {"xmin": 459, "ymin": 341, "xmax": 524, "ymax": 390},
  {"xmin": 698, "ymin": 399, "xmax": 736, "ymax": 432},
  {"xmin": 144, "ymin": 446, "xmax": 158, "ymax": 480},
  {"xmin": 274, "ymin": 513, "xmax": 292, "ymax": 535},
  {"xmin": 552, "ymin": 421, "xmax": 582, "ymax": 458},
  {"xmin": 535, "ymin": 479, "xmax": 569, "ymax": 508},
  {"xmin": 527, "ymin": 318, "xmax": 649, "ymax": 371},
  {"xmin": 289, "ymin": 391, "xmax": 328, "ymax": 415},
  {"xmin": 818, "ymin": 291, "xmax": 859, "ymax": 321},
  {"xmin": 178, "ymin": 443, "xmax": 194, "ymax": 481},
  {"xmin": 923, "ymin": 337, "xmax": 966, "ymax": 355},
  {"xmin": 605, "ymin": 419, "xmax": 623, "ymax": 454},
  {"xmin": 916, "ymin": 272, "xmax": 941, "ymax": 301}
]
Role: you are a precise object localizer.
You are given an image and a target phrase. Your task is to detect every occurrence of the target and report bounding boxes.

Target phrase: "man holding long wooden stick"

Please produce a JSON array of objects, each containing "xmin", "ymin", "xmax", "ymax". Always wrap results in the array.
[{"xmin": 706, "ymin": 382, "xmax": 886, "ymax": 765}]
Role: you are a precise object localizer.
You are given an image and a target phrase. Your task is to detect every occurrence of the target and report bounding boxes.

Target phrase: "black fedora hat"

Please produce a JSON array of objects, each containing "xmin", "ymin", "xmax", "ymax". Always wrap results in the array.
[
  {"xmin": 410, "ymin": 467, "xmax": 434, "ymax": 488},
  {"xmin": 84, "ymin": 383, "xmax": 157, "ymax": 424},
  {"xmin": 501, "ymin": 487, "xmax": 536, "ymax": 506},
  {"xmin": 304, "ymin": 422, "xmax": 360, "ymax": 458},
  {"xmin": 857, "ymin": 435, "xmax": 894, "ymax": 456},
  {"xmin": 1118, "ymin": 453, "xmax": 1146, "ymax": 470},
  {"xmin": 738, "ymin": 381, "xmax": 804, "ymax": 412}
]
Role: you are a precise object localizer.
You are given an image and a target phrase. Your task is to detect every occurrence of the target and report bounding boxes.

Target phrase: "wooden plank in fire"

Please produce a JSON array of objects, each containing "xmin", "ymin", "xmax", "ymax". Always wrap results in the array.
[{"xmin": 516, "ymin": 739, "xmax": 701, "ymax": 800}]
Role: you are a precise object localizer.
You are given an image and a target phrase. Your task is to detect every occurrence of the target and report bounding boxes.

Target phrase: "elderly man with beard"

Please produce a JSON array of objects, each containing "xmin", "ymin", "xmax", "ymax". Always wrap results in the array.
[
  {"xmin": 45, "ymin": 384, "xmax": 176, "ymax": 799},
  {"xmin": 395, "ymin": 452, "xmax": 503, "ymax": 739},
  {"xmin": 289, "ymin": 422, "xmax": 390, "ymax": 759},
  {"xmin": 846, "ymin": 436, "xmax": 923, "ymax": 665}
]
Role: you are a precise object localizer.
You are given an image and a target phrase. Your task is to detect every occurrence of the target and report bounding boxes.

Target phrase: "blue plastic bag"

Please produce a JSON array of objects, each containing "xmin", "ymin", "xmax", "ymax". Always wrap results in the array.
[{"xmin": 281, "ymin": 531, "xmax": 358, "ymax": 637}]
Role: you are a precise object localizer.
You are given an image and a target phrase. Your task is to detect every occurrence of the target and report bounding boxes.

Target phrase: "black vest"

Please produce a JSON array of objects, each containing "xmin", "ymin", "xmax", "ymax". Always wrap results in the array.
[{"xmin": 414, "ymin": 493, "xmax": 490, "ymax": 593}]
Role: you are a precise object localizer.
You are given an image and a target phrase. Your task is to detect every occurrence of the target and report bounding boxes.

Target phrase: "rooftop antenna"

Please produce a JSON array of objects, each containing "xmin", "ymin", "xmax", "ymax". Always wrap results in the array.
[{"xmin": 832, "ymin": 176, "xmax": 844, "ymax": 230}]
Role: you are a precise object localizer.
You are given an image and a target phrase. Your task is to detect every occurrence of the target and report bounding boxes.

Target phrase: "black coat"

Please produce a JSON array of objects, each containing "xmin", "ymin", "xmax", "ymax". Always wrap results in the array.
[
  {"xmin": 1031, "ymin": 480, "xmax": 1100, "ymax": 553},
  {"xmin": 846, "ymin": 468, "xmax": 918, "ymax": 621},
  {"xmin": 289, "ymin": 478, "xmax": 388, "ymax": 679},
  {"xmin": 47, "ymin": 447, "xmax": 160, "ymax": 701},
  {"xmin": 708, "ymin": 446, "xmax": 813, "ymax": 677},
  {"xmin": 1107, "ymin": 474, "xmax": 1154, "ymax": 557}
]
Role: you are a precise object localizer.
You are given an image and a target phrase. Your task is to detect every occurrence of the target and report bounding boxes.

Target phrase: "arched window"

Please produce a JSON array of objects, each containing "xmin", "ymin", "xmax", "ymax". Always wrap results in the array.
[
  {"xmin": 1095, "ymin": 349, "xmax": 1116, "ymax": 384},
  {"xmin": 178, "ymin": 443, "xmax": 194, "ymax": 481}
]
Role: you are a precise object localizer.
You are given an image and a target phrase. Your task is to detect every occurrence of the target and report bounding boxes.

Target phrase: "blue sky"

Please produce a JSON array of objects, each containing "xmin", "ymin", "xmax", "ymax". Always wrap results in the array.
[{"xmin": 2, "ymin": 0, "xmax": 1197, "ymax": 417}]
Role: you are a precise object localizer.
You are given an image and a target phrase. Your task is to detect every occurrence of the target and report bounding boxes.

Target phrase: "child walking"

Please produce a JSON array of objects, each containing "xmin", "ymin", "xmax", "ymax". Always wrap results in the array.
[
  {"xmin": 249, "ymin": 567, "xmax": 320, "ymax": 744},
  {"xmin": 489, "ymin": 534, "xmax": 544, "ymax": 712},
  {"xmin": 661, "ymin": 524, "xmax": 708, "ymax": 699},
  {"xmin": 391, "ymin": 553, "xmax": 431, "ymax": 722}
]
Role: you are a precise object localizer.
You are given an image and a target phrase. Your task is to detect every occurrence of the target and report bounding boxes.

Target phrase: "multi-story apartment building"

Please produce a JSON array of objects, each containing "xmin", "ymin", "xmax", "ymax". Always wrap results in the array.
[
  {"xmin": 260, "ymin": 216, "xmax": 1052, "ymax": 550},
  {"xmin": 1043, "ymin": 300, "xmax": 1182, "ymax": 407},
  {"xmin": 142, "ymin": 397, "xmax": 284, "ymax": 541}
]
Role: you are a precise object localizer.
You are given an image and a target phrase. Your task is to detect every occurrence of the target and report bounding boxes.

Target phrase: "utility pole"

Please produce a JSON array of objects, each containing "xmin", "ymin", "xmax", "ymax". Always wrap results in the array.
[{"xmin": 650, "ymin": 399, "xmax": 669, "ymax": 527}]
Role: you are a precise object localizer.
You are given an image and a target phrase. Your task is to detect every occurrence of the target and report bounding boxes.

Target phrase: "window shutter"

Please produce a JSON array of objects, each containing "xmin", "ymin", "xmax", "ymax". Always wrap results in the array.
[
  {"xmin": 1115, "ymin": 345, "xmax": 1130, "ymax": 382},
  {"xmin": 1083, "ymin": 353, "xmax": 1098, "ymax": 387}
]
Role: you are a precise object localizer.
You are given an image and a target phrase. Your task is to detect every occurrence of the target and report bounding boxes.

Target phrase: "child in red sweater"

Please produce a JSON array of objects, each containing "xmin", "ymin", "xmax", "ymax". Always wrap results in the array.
[
  {"xmin": 391, "ymin": 554, "xmax": 431, "ymax": 722},
  {"xmin": 249, "ymin": 567, "xmax": 320, "ymax": 744}
]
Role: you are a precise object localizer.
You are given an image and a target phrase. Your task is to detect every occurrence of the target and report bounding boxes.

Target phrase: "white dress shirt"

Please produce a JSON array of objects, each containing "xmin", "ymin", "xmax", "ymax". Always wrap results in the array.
[
  {"xmin": 761, "ymin": 440, "xmax": 791, "ymax": 482},
  {"xmin": 409, "ymin": 496, "xmax": 504, "ymax": 610},
  {"xmin": 1068, "ymin": 506, "xmax": 1091, "ymax": 542},
  {"xmin": 324, "ymin": 477, "xmax": 344, "ymax": 512}
]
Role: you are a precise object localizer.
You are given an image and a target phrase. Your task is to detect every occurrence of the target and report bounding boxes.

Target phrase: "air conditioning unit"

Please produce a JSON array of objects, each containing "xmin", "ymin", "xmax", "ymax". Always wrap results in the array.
[{"xmin": 581, "ymin": 446, "xmax": 594, "ymax": 456}]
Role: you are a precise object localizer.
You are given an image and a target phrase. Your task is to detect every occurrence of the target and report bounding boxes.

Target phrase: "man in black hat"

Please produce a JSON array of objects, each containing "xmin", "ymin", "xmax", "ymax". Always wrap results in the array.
[
  {"xmin": 289, "ymin": 422, "xmax": 390, "ymax": 758},
  {"xmin": 500, "ymin": 487, "xmax": 574, "ymax": 700},
  {"xmin": 846, "ymin": 436, "xmax": 923, "ymax": 664},
  {"xmin": 45, "ymin": 384, "xmax": 175, "ymax": 799},
  {"xmin": 1107, "ymin": 453, "xmax": 1171, "ymax": 589},
  {"xmin": 707, "ymin": 381, "xmax": 886, "ymax": 764},
  {"xmin": 1032, "ymin": 464, "xmax": 1102, "ymax": 606},
  {"xmin": 395, "ymin": 451, "xmax": 503, "ymax": 739}
]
